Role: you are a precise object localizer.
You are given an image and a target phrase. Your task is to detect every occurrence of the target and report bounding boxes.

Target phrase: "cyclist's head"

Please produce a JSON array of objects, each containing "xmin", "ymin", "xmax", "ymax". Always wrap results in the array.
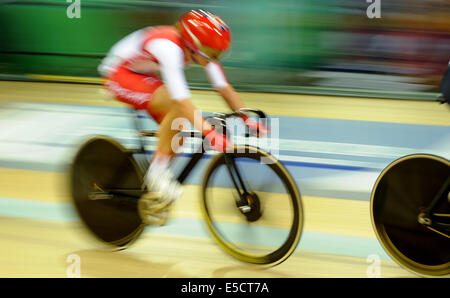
[{"xmin": 177, "ymin": 10, "xmax": 231, "ymax": 60}]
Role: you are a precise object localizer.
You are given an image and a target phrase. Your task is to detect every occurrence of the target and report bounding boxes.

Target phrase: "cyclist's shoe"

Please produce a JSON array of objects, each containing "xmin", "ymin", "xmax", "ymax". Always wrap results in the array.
[
  {"xmin": 139, "ymin": 169, "xmax": 183, "ymax": 225},
  {"xmin": 138, "ymin": 192, "xmax": 172, "ymax": 226},
  {"xmin": 144, "ymin": 168, "xmax": 183, "ymax": 202}
]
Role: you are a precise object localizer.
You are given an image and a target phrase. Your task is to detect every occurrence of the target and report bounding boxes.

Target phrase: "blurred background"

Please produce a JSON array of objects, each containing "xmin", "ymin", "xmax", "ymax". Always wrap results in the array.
[
  {"xmin": 0, "ymin": 0, "xmax": 449, "ymax": 100},
  {"xmin": 0, "ymin": 0, "xmax": 449, "ymax": 278}
]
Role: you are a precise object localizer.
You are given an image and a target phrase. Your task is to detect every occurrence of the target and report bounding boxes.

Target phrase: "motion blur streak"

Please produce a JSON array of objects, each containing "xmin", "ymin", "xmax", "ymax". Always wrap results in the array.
[
  {"xmin": 0, "ymin": 1, "xmax": 449, "ymax": 278},
  {"xmin": 0, "ymin": 0, "xmax": 449, "ymax": 98}
]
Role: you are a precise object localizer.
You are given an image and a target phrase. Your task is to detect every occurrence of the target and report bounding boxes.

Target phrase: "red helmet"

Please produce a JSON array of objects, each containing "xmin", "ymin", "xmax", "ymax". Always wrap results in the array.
[{"xmin": 178, "ymin": 10, "xmax": 231, "ymax": 60}]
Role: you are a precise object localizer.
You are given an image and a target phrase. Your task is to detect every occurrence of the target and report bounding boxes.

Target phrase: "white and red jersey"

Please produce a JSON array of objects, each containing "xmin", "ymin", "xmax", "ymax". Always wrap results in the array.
[{"xmin": 98, "ymin": 26, "xmax": 229, "ymax": 101}]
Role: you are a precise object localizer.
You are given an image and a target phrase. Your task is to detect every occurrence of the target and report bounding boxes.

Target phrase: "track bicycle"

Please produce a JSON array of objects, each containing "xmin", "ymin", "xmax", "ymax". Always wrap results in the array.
[
  {"xmin": 370, "ymin": 154, "xmax": 449, "ymax": 276},
  {"xmin": 70, "ymin": 108, "xmax": 304, "ymax": 266}
]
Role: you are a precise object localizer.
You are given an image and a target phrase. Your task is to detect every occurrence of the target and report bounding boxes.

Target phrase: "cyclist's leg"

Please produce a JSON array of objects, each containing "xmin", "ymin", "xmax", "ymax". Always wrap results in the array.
[
  {"xmin": 104, "ymin": 66, "xmax": 183, "ymax": 224},
  {"xmin": 104, "ymin": 65, "xmax": 182, "ymax": 155},
  {"xmin": 104, "ymin": 66, "xmax": 183, "ymax": 174},
  {"xmin": 148, "ymin": 85, "xmax": 185, "ymax": 159},
  {"xmin": 141, "ymin": 87, "xmax": 187, "ymax": 225},
  {"xmin": 144, "ymin": 85, "xmax": 184, "ymax": 198}
]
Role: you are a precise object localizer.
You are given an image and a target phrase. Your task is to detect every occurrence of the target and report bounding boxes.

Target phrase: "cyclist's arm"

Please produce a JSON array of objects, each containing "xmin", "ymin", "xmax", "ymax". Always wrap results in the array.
[
  {"xmin": 172, "ymin": 99, "xmax": 213, "ymax": 134},
  {"xmin": 146, "ymin": 39, "xmax": 214, "ymax": 134},
  {"xmin": 204, "ymin": 61, "xmax": 244, "ymax": 111},
  {"xmin": 216, "ymin": 84, "xmax": 244, "ymax": 112},
  {"xmin": 205, "ymin": 61, "xmax": 268, "ymax": 136}
]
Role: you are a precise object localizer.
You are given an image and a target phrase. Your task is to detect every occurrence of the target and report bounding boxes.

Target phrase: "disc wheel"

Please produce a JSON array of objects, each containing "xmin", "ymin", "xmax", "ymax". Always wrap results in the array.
[
  {"xmin": 70, "ymin": 136, "xmax": 146, "ymax": 248},
  {"xmin": 371, "ymin": 154, "xmax": 450, "ymax": 276}
]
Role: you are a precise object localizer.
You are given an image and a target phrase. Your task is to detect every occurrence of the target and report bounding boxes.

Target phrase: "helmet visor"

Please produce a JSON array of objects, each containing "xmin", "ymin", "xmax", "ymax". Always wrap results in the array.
[{"xmin": 197, "ymin": 45, "xmax": 225, "ymax": 60}]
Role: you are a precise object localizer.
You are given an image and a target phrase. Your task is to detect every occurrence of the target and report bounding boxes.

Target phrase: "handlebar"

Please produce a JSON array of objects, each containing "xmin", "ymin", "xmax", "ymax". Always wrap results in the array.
[
  {"xmin": 206, "ymin": 108, "xmax": 268, "ymax": 138},
  {"xmin": 139, "ymin": 108, "xmax": 267, "ymax": 139},
  {"xmin": 206, "ymin": 108, "xmax": 267, "ymax": 122}
]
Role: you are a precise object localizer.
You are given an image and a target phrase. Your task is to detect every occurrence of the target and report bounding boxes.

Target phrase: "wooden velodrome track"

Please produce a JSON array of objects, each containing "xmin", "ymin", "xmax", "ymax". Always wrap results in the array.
[{"xmin": 0, "ymin": 80, "xmax": 449, "ymax": 278}]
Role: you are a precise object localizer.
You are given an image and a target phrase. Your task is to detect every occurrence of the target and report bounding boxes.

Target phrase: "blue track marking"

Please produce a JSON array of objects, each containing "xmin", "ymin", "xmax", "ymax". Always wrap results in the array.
[
  {"xmin": 1, "ymin": 100, "xmax": 446, "ymax": 264},
  {"xmin": 0, "ymin": 101, "xmax": 448, "ymax": 201},
  {"xmin": 0, "ymin": 197, "xmax": 391, "ymax": 261}
]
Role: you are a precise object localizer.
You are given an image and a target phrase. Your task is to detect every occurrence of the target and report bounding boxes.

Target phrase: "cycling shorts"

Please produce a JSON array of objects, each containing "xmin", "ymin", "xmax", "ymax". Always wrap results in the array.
[{"xmin": 104, "ymin": 65, "xmax": 166, "ymax": 123}]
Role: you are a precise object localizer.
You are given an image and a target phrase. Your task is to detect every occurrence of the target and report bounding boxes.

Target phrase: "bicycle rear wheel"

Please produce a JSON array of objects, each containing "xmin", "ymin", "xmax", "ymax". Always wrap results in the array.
[
  {"xmin": 371, "ymin": 154, "xmax": 450, "ymax": 276},
  {"xmin": 201, "ymin": 145, "xmax": 303, "ymax": 266},
  {"xmin": 70, "ymin": 136, "xmax": 146, "ymax": 248}
]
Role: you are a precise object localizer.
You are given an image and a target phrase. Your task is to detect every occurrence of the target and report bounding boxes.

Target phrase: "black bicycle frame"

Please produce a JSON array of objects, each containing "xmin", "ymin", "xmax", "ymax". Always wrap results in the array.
[
  {"xmin": 419, "ymin": 176, "xmax": 450, "ymax": 236},
  {"xmin": 130, "ymin": 108, "xmax": 251, "ymax": 200}
]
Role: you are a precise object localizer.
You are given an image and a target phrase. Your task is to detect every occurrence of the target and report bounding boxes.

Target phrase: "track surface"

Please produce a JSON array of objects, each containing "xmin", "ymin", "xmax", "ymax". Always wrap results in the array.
[{"xmin": 0, "ymin": 81, "xmax": 449, "ymax": 277}]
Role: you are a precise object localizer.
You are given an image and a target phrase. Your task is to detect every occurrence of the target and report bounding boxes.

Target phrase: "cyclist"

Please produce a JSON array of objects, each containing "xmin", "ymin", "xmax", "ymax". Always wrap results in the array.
[{"xmin": 98, "ymin": 10, "xmax": 267, "ymax": 225}]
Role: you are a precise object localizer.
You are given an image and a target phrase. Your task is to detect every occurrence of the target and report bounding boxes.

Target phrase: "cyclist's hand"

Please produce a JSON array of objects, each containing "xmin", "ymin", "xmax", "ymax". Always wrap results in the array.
[
  {"xmin": 242, "ymin": 115, "xmax": 269, "ymax": 137},
  {"xmin": 204, "ymin": 129, "xmax": 233, "ymax": 152}
]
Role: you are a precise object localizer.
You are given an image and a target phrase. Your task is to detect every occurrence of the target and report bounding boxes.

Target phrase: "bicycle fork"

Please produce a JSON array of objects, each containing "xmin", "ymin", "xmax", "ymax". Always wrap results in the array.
[{"xmin": 223, "ymin": 154, "xmax": 254, "ymax": 214}]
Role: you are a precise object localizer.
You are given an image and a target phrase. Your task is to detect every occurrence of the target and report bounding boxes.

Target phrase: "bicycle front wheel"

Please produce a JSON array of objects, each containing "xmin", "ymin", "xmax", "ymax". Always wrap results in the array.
[
  {"xmin": 201, "ymin": 145, "xmax": 303, "ymax": 266},
  {"xmin": 371, "ymin": 154, "xmax": 450, "ymax": 276}
]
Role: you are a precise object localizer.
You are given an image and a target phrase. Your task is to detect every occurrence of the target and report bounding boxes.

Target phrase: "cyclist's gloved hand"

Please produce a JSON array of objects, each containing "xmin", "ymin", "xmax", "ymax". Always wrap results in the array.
[
  {"xmin": 204, "ymin": 128, "xmax": 233, "ymax": 152},
  {"xmin": 241, "ymin": 115, "xmax": 269, "ymax": 137}
]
